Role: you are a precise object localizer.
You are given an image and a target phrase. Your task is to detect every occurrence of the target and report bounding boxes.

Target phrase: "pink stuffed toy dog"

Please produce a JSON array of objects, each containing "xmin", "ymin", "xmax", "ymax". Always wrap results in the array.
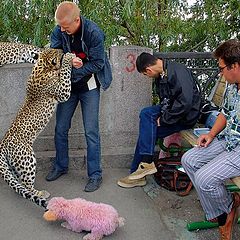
[{"xmin": 43, "ymin": 197, "xmax": 125, "ymax": 240}]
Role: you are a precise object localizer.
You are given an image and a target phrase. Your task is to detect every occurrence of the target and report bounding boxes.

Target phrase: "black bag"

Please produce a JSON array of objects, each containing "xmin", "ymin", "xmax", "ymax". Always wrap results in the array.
[
  {"xmin": 195, "ymin": 70, "xmax": 221, "ymax": 125},
  {"xmin": 198, "ymin": 101, "xmax": 219, "ymax": 125},
  {"xmin": 154, "ymin": 156, "xmax": 193, "ymax": 196}
]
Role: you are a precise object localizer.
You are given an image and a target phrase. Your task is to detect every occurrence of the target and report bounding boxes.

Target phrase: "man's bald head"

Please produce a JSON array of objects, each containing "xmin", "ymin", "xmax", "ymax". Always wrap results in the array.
[{"xmin": 55, "ymin": 1, "xmax": 80, "ymax": 24}]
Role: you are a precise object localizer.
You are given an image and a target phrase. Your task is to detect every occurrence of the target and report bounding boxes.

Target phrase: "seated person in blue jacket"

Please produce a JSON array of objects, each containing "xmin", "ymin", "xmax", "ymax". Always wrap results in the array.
[
  {"xmin": 117, "ymin": 52, "xmax": 201, "ymax": 188},
  {"xmin": 182, "ymin": 39, "xmax": 240, "ymax": 240}
]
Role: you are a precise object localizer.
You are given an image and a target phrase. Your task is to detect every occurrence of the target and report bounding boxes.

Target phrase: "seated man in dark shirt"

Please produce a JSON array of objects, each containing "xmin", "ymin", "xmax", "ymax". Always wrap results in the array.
[{"xmin": 118, "ymin": 52, "xmax": 201, "ymax": 188}]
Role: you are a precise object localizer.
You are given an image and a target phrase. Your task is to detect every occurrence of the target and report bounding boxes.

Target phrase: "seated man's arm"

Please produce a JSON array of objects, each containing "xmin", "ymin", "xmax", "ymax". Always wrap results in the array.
[
  {"xmin": 197, "ymin": 113, "xmax": 227, "ymax": 147},
  {"xmin": 160, "ymin": 64, "xmax": 200, "ymax": 126}
]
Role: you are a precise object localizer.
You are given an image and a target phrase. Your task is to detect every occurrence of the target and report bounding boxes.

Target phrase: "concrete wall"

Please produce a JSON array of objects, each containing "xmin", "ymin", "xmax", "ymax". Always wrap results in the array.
[{"xmin": 0, "ymin": 46, "xmax": 152, "ymax": 170}]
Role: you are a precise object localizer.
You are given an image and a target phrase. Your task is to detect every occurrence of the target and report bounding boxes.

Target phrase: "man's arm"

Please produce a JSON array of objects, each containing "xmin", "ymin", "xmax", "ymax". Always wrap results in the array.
[
  {"xmin": 197, "ymin": 113, "xmax": 227, "ymax": 147},
  {"xmin": 160, "ymin": 65, "xmax": 197, "ymax": 125},
  {"xmin": 49, "ymin": 26, "xmax": 105, "ymax": 83},
  {"xmin": 71, "ymin": 31, "xmax": 105, "ymax": 82}
]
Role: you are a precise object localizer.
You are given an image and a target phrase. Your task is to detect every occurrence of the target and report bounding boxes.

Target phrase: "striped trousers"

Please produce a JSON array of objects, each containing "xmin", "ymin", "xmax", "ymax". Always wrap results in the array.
[{"xmin": 181, "ymin": 138, "xmax": 240, "ymax": 220}]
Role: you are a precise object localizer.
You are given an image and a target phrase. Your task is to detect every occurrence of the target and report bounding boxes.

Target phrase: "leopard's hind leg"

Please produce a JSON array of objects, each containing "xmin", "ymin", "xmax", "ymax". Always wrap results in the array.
[{"xmin": 8, "ymin": 142, "xmax": 50, "ymax": 199}]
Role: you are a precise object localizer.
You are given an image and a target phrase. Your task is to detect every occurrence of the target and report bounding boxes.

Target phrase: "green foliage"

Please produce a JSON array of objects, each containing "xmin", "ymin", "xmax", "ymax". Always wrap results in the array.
[
  {"xmin": 0, "ymin": 0, "xmax": 239, "ymax": 51},
  {"xmin": 0, "ymin": 0, "xmax": 61, "ymax": 46},
  {"xmin": 182, "ymin": 0, "xmax": 240, "ymax": 51}
]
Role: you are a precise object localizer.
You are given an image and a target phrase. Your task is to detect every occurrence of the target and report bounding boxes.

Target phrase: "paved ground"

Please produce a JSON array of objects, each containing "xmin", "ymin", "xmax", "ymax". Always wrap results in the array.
[
  {"xmin": 0, "ymin": 169, "xmax": 174, "ymax": 240},
  {"xmin": 0, "ymin": 168, "xmax": 239, "ymax": 240},
  {"xmin": 145, "ymin": 176, "xmax": 240, "ymax": 240}
]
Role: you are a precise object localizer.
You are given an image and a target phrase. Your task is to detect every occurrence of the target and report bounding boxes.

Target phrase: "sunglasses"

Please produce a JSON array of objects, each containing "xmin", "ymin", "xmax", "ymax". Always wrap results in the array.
[{"xmin": 218, "ymin": 64, "xmax": 231, "ymax": 72}]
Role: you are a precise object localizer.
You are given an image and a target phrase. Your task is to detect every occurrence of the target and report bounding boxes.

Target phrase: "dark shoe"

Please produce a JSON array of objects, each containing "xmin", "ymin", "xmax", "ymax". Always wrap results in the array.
[
  {"xmin": 45, "ymin": 169, "xmax": 67, "ymax": 181},
  {"xmin": 84, "ymin": 177, "xmax": 102, "ymax": 192},
  {"xmin": 219, "ymin": 193, "xmax": 240, "ymax": 240}
]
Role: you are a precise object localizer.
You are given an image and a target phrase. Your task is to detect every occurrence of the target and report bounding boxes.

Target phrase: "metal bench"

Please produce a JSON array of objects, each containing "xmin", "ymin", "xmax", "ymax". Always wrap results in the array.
[{"xmin": 180, "ymin": 75, "xmax": 225, "ymax": 145}]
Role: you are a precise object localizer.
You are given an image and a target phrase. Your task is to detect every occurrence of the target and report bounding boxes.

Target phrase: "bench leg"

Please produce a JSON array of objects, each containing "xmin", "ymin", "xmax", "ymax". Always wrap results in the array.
[
  {"xmin": 226, "ymin": 184, "xmax": 240, "ymax": 192},
  {"xmin": 187, "ymin": 184, "xmax": 240, "ymax": 231},
  {"xmin": 187, "ymin": 218, "xmax": 240, "ymax": 231},
  {"xmin": 232, "ymin": 176, "xmax": 240, "ymax": 189},
  {"xmin": 157, "ymin": 138, "xmax": 190, "ymax": 155}
]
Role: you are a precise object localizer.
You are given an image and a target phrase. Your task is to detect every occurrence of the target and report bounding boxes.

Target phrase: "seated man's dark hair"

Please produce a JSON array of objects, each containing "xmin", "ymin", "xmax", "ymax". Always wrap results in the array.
[
  {"xmin": 136, "ymin": 52, "xmax": 158, "ymax": 73},
  {"xmin": 214, "ymin": 39, "xmax": 240, "ymax": 65}
]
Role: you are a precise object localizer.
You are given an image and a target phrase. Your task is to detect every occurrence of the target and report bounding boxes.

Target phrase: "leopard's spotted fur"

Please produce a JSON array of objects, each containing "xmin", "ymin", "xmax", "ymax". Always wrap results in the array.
[
  {"xmin": 0, "ymin": 42, "xmax": 41, "ymax": 66},
  {"xmin": 0, "ymin": 48, "xmax": 74, "ymax": 208}
]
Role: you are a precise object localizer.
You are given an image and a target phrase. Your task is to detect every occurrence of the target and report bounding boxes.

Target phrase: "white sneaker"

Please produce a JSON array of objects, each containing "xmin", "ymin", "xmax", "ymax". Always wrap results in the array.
[
  {"xmin": 117, "ymin": 175, "xmax": 146, "ymax": 188},
  {"xmin": 128, "ymin": 162, "xmax": 157, "ymax": 180}
]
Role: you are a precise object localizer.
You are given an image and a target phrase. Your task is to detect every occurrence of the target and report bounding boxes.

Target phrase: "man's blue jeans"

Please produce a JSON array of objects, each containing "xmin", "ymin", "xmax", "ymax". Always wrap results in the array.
[
  {"xmin": 53, "ymin": 88, "xmax": 102, "ymax": 179},
  {"xmin": 130, "ymin": 105, "xmax": 191, "ymax": 173}
]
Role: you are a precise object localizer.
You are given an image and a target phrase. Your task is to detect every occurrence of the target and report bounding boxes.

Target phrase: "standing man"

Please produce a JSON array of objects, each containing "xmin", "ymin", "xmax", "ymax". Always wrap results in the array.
[
  {"xmin": 182, "ymin": 39, "xmax": 240, "ymax": 240},
  {"xmin": 45, "ymin": 1, "xmax": 112, "ymax": 192},
  {"xmin": 117, "ymin": 52, "xmax": 201, "ymax": 188}
]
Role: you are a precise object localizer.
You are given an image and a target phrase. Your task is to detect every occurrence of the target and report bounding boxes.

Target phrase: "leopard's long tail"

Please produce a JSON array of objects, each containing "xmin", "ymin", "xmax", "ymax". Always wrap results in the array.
[{"xmin": 0, "ymin": 155, "xmax": 47, "ymax": 208}]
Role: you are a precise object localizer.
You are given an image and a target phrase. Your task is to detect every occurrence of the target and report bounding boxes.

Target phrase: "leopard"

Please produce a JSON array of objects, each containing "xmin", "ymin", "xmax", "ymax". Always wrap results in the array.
[
  {"xmin": 0, "ymin": 48, "xmax": 75, "ymax": 208},
  {"xmin": 0, "ymin": 41, "xmax": 41, "ymax": 66}
]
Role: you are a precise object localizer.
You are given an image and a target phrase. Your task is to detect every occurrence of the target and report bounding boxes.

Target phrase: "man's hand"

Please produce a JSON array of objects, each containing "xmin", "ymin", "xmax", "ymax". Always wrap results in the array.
[
  {"xmin": 197, "ymin": 132, "xmax": 214, "ymax": 147},
  {"xmin": 157, "ymin": 117, "xmax": 160, "ymax": 126},
  {"xmin": 72, "ymin": 57, "xmax": 83, "ymax": 69}
]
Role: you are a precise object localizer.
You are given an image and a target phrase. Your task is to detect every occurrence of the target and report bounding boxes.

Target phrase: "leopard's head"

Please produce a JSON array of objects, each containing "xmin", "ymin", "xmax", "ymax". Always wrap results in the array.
[
  {"xmin": 27, "ymin": 48, "xmax": 73, "ymax": 100},
  {"xmin": 32, "ymin": 48, "xmax": 64, "ymax": 78}
]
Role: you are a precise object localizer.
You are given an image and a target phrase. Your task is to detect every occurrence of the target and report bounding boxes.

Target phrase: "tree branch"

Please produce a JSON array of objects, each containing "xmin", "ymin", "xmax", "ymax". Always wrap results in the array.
[
  {"xmin": 187, "ymin": 37, "xmax": 208, "ymax": 51},
  {"xmin": 121, "ymin": 20, "xmax": 135, "ymax": 39}
]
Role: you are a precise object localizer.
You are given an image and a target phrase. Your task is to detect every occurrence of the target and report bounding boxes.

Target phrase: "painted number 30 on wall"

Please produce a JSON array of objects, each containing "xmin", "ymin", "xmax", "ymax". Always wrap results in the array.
[{"xmin": 125, "ymin": 53, "xmax": 136, "ymax": 73}]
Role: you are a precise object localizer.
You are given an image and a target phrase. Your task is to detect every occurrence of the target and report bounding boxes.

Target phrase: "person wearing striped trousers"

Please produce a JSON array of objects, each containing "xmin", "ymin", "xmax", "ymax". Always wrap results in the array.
[{"xmin": 182, "ymin": 39, "xmax": 240, "ymax": 240}]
